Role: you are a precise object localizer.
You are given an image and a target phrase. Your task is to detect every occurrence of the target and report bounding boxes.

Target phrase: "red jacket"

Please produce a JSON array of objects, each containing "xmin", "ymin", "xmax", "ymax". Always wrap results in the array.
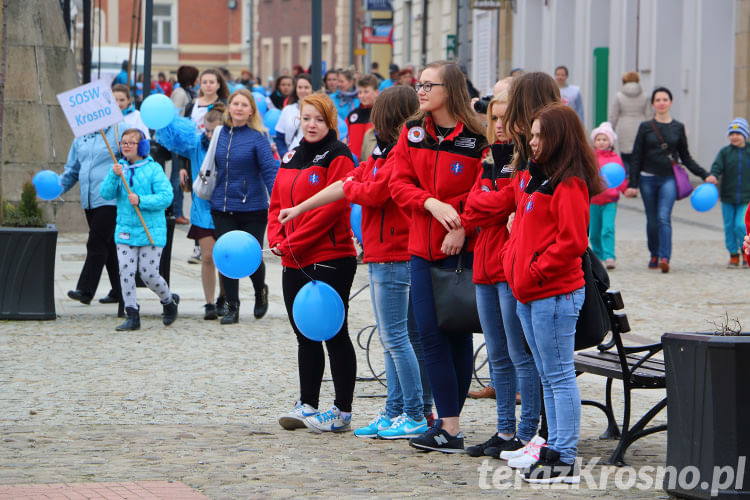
[
  {"xmin": 346, "ymin": 106, "xmax": 373, "ymax": 162},
  {"xmin": 342, "ymin": 141, "xmax": 410, "ymax": 263},
  {"xmin": 502, "ymin": 168, "xmax": 590, "ymax": 304},
  {"xmin": 591, "ymin": 149, "xmax": 627, "ymax": 205},
  {"xmin": 464, "ymin": 142, "xmax": 515, "ymax": 284},
  {"xmin": 267, "ymin": 130, "xmax": 357, "ymax": 268},
  {"xmin": 388, "ymin": 117, "xmax": 487, "ymax": 261}
]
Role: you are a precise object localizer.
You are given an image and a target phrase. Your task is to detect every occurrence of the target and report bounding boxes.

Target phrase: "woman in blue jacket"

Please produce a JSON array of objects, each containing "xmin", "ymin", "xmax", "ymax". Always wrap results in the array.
[
  {"xmin": 204, "ymin": 89, "xmax": 279, "ymax": 324},
  {"xmin": 100, "ymin": 128, "xmax": 177, "ymax": 331},
  {"xmin": 61, "ymin": 122, "xmax": 127, "ymax": 308}
]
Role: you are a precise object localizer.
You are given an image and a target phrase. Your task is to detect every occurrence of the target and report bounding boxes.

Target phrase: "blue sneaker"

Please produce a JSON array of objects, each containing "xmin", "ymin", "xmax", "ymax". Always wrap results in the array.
[
  {"xmin": 354, "ymin": 409, "xmax": 392, "ymax": 438},
  {"xmin": 304, "ymin": 406, "xmax": 352, "ymax": 433},
  {"xmin": 378, "ymin": 414, "xmax": 428, "ymax": 440}
]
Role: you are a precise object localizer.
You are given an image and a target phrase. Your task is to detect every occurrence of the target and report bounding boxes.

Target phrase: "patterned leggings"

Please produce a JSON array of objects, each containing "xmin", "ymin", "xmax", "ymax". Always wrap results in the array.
[{"xmin": 116, "ymin": 244, "xmax": 172, "ymax": 309}]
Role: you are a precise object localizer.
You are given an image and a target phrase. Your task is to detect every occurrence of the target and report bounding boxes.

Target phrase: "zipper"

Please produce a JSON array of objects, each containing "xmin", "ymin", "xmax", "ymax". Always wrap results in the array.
[
  {"xmin": 289, "ymin": 168, "xmax": 302, "ymax": 233},
  {"xmin": 379, "ymin": 208, "xmax": 385, "ymax": 243},
  {"xmin": 328, "ymin": 228, "xmax": 336, "ymax": 246},
  {"xmin": 482, "ymin": 232, "xmax": 491, "ymax": 283},
  {"xmin": 429, "ymin": 138, "xmax": 441, "ymax": 261},
  {"xmin": 222, "ymin": 127, "xmax": 234, "ymax": 212},
  {"xmin": 241, "ymin": 178, "xmax": 247, "ymax": 204},
  {"xmin": 737, "ymin": 149, "xmax": 743, "ymax": 205}
]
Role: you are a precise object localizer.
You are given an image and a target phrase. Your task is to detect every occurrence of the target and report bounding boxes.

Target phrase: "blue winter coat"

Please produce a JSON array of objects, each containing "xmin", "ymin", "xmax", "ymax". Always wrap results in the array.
[
  {"xmin": 210, "ymin": 124, "xmax": 278, "ymax": 213},
  {"xmin": 155, "ymin": 116, "xmax": 214, "ymax": 230},
  {"xmin": 61, "ymin": 123, "xmax": 128, "ymax": 209},
  {"xmin": 100, "ymin": 156, "xmax": 173, "ymax": 247}
]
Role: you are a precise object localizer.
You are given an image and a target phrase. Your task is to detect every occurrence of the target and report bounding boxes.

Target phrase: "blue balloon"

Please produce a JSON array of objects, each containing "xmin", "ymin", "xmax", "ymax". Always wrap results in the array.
[
  {"xmin": 32, "ymin": 170, "xmax": 63, "ymax": 200},
  {"xmin": 292, "ymin": 280, "xmax": 345, "ymax": 341},
  {"xmin": 253, "ymin": 92, "xmax": 268, "ymax": 114},
  {"xmin": 600, "ymin": 162, "xmax": 626, "ymax": 189},
  {"xmin": 213, "ymin": 230, "xmax": 262, "ymax": 279},
  {"xmin": 350, "ymin": 204, "xmax": 363, "ymax": 245},
  {"xmin": 140, "ymin": 94, "xmax": 175, "ymax": 130},
  {"xmin": 338, "ymin": 119, "xmax": 348, "ymax": 141},
  {"xmin": 690, "ymin": 183, "xmax": 719, "ymax": 212},
  {"xmin": 263, "ymin": 108, "xmax": 282, "ymax": 137}
]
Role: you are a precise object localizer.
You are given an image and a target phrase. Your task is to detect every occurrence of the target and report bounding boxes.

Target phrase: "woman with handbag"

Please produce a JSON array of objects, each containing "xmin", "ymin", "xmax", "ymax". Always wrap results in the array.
[
  {"xmin": 624, "ymin": 87, "xmax": 717, "ymax": 272},
  {"xmin": 388, "ymin": 61, "xmax": 487, "ymax": 453},
  {"xmin": 275, "ymin": 86, "xmax": 435, "ymax": 438},
  {"xmin": 267, "ymin": 93, "xmax": 358, "ymax": 433},
  {"xmin": 204, "ymin": 89, "xmax": 278, "ymax": 324},
  {"xmin": 156, "ymin": 105, "xmax": 227, "ymax": 320},
  {"xmin": 462, "ymin": 92, "xmax": 541, "ymax": 461},
  {"xmin": 498, "ymin": 104, "xmax": 605, "ymax": 483}
]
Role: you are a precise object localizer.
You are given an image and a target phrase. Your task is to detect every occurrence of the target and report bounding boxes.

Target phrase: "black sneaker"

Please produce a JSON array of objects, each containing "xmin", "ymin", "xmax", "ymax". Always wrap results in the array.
[
  {"xmin": 484, "ymin": 435, "xmax": 524, "ymax": 459},
  {"xmin": 466, "ymin": 434, "xmax": 508, "ymax": 457},
  {"xmin": 408, "ymin": 419, "xmax": 465, "ymax": 453},
  {"xmin": 523, "ymin": 447, "xmax": 580, "ymax": 484}
]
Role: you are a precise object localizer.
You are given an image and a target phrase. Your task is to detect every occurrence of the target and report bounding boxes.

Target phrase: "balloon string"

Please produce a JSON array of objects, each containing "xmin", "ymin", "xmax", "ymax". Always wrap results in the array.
[{"xmin": 285, "ymin": 228, "xmax": 316, "ymax": 282}]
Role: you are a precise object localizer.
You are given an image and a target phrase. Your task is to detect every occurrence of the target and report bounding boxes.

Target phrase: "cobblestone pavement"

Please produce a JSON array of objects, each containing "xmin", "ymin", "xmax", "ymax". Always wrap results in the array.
[{"xmin": 1, "ymin": 197, "xmax": 748, "ymax": 499}]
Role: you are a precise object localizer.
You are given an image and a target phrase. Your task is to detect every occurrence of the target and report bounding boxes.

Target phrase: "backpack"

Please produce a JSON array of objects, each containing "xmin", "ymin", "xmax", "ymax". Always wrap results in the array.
[{"xmin": 575, "ymin": 247, "xmax": 611, "ymax": 350}]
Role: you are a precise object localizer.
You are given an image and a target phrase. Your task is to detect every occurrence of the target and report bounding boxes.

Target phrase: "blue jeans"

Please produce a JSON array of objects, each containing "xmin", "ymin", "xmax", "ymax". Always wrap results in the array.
[
  {"xmin": 476, "ymin": 282, "xmax": 541, "ymax": 441},
  {"xmin": 721, "ymin": 202, "xmax": 748, "ymax": 254},
  {"xmin": 639, "ymin": 174, "xmax": 677, "ymax": 260},
  {"xmin": 410, "ymin": 255, "xmax": 474, "ymax": 419},
  {"xmin": 589, "ymin": 202, "xmax": 618, "ymax": 261},
  {"xmin": 369, "ymin": 262, "xmax": 424, "ymax": 420},
  {"xmin": 516, "ymin": 287, "xmax": 585, "ymax": 464}
]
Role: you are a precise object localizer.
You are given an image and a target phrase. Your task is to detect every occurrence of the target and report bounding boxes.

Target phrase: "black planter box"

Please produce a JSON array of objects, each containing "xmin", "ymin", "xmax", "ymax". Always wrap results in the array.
[
  {"xmin": 0, "ymin": 225, "xmax": 58, "ymax": 320},
  {"xmin": 136, "ymin": 215, "xmax": 175, "ymax": 287},
  {"xmin": 662, "ymin": 332, "xmax": 750, "ymax": 499}
]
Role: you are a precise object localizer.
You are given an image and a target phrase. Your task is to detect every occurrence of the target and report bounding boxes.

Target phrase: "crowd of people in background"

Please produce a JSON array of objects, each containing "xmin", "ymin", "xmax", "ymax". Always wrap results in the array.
[{"xmin": 59, "ymin": 56, "xmax": 749, "ymax": 484}]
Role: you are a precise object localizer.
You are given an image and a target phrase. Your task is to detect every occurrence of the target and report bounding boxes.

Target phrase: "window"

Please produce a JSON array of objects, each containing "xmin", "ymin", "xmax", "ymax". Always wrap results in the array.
[{"xmin": 152, "ymin": 4, "xmax": 174, "ymax": 47}]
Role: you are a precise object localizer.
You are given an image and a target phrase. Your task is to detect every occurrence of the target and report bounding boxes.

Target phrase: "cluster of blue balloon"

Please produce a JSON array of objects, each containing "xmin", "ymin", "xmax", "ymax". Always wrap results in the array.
[
  {"xmin": 32, "ymin": 170, "xmax": 63, "ymax": 200},
  {"xmin": 213, "ymin": 230, "xmax": 262, "ymax": 279},
  {"xmin": 350, "ymin": 204, "xmax": 363, "ymax": 245},
  {"xmin": 600, "ymin": 162, "xmax": 626, "ymax": 189},
  {"xmin": 251, "ymin": 92, "xmax": 282, "ymax": 138},
  {"xmin": 690, "ymin": 183, "xmax": 719, "ymax": 212}
]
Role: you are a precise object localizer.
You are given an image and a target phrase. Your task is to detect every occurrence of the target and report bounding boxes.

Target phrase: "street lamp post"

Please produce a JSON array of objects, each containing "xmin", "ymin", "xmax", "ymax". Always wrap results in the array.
[{"xmin": 311, "ymin": 0, "xmax": 322, "ymax": 91}]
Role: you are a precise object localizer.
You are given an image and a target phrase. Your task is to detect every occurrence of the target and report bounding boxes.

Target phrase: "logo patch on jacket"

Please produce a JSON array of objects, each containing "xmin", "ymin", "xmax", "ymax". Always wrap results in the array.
[
  {"xmin": 525, "ymin": 200, "xmax": 534, "ymax": 212},
  {"xmin": 349, "ymin": 113, "xmax": 358, "ymax": 123},
  {"xmin": 313, "ymin": 151, "xmax": 329, "ymax": 163},
  {"xmin": 501, "ymin": 164, "xmax": 513, "ymax": 173},
  {"xmin": 372, "ymin": 166, "xmax": 377, "ymax": 177},
  {"xmin": 283, "ymin": 151, "xmax": 295, "ymax": 163},
  {"xmin": 519, "ymin": 178, "xmax": 526, "ymax": 191},
  {"xmin": 308, "ymin": 173, "xmax": 321, "ymax": 185},
  {"xmin": 372, "ymin": 144, "xmax": 381, "ymax": 156},
  {"xmin": 454, "ymin": 137, "xmax": 476, "ymax": 148},
  {"xmin": 450, "ymin": 162, "xmax": 464, "ymax": 175},
  {"xmin": 481, "ymin": 185, "xmax": 491, "ymax": 192},
  {"xmin": 407, "ymin": 127, "xmax": 425, "ymax": 143}
]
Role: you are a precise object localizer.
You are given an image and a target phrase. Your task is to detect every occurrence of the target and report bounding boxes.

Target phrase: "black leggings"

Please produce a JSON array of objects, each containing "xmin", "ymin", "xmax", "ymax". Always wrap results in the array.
[
  {"xmin": 211, "ymin": 209, "xmax": 267, "ymax": 302},
  {"xmin": 78, "ymin": 205, "xmax": 121, "ymax": 298},
  {"xmin": 282, "ymin": 257, "xmax": 357, "ymax": 412}
]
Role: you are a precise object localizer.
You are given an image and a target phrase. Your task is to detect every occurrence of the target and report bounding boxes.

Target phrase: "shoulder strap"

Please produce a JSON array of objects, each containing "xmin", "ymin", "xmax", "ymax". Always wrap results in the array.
[{"xmin": 648, "ymin": 119, "xmax": 675, "ymax": 163}]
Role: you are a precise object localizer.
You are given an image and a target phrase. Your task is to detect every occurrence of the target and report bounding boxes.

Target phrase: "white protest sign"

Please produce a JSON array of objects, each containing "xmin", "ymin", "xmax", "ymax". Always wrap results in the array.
[{"xmin": 56, "ymin": 80, "xmax": 123, "ymax": 137}]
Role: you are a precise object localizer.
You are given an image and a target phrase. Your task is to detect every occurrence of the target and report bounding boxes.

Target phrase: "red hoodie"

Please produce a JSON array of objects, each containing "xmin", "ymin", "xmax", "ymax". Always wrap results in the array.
[
  {"xmin": 346, "ymin": 106, "xmax": 373, "ymax": 162},
  {"xmin": 502, "ymin": 169, "xmax": 590, "ymax": 304},
  {"xmin": 267, "ymin": 130, "xmax": 357, "ymax": 268},
  {"xmin": 463, "ymin": 142, "xmax": 515, "ymax": 284},
  {"xmin": 591, "ymin": 149, "xmax": 627, "ymax": 205},
  {"xmin": 388, "ymin": 117, "xmax": 487, "ymax": 261},
  {"xmin": 342, "ymin": 141, "xmax": 410, "ymax": 263}
]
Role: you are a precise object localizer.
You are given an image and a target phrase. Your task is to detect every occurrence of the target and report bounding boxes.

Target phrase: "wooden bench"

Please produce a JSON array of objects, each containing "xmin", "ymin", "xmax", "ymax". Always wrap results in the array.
[{"xmin": 574, "ymin": 290, "xmax": 667, "ymax": 466}]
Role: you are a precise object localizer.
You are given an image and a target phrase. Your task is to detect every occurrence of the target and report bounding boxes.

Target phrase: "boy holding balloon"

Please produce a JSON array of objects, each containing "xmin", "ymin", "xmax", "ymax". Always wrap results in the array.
[
  {"xmin": 100, "ymin": 128, "xmax": 179, "ymax": 331},
  {"xmin": 709, "ymin": 118, "xmax": 750, "ymax": 268},
  {"xmin": 589, "ymin": 122, "xmax": 627, "ymax": 269}
]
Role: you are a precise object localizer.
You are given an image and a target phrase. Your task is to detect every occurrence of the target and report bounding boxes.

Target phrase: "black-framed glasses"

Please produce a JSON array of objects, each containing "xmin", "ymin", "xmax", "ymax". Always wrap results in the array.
[{"xmin": 415, "ymin": 82, "xmax": 445, "ymax": 92}]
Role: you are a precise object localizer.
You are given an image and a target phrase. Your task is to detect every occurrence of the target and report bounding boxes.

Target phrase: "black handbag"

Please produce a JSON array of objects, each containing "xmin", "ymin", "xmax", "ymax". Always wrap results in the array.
[
  {"xmin": 430, "ymin": 249, "xmax": 483, "ymax": 335},
  {"xmin": 575, "ymin": 247, "xmax": 611, "ymax": 350}
]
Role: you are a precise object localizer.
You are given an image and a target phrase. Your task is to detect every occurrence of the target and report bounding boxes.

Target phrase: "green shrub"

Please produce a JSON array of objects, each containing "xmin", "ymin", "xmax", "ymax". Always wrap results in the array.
[{"xmin": 2, "ymin": 182, "xmax": 45, "ymax": 227}]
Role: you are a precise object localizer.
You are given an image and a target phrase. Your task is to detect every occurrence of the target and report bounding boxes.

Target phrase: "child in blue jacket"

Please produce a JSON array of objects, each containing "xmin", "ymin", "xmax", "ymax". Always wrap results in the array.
[{"xmin": 100, "ymin": 128, "xmax": 178, "ymax": 330}]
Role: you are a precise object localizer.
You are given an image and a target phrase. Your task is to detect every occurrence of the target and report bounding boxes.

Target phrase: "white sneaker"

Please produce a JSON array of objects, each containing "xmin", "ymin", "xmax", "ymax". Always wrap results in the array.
[
  {"xmin": 505, "ymin": 436, "xmax": 547, "ymax": 468},
  {"xmin": 187, "ymin": 245, "xmax": 201, "ymax": 264},
  {"xmin": 304, "ymin": 405, "xmax": 352, "ymax": 433},
  {"xmin": 278, "ymin": 401, "xmax": 318, "ymax": 430}
]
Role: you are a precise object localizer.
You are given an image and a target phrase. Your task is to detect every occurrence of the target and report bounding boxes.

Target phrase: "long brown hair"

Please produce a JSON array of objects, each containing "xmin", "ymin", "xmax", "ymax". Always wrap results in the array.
[
  {"xmin": 371, "ymin": 86, "xmax": 419, "ymax": 144},
  {"xmin": 411, "ymin": 61, "xmax": 484, "ymax": 136},
  {"xmin": 504, "ymin": 72, "xmax": 560, "ymax": 168},
  {"xmin": 532, "ymin": 104, "xmax": 605, "ymax": 197},
  {"xmin": 199, "ymin": 68, "xmax": 229, "ymax": 100}
]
